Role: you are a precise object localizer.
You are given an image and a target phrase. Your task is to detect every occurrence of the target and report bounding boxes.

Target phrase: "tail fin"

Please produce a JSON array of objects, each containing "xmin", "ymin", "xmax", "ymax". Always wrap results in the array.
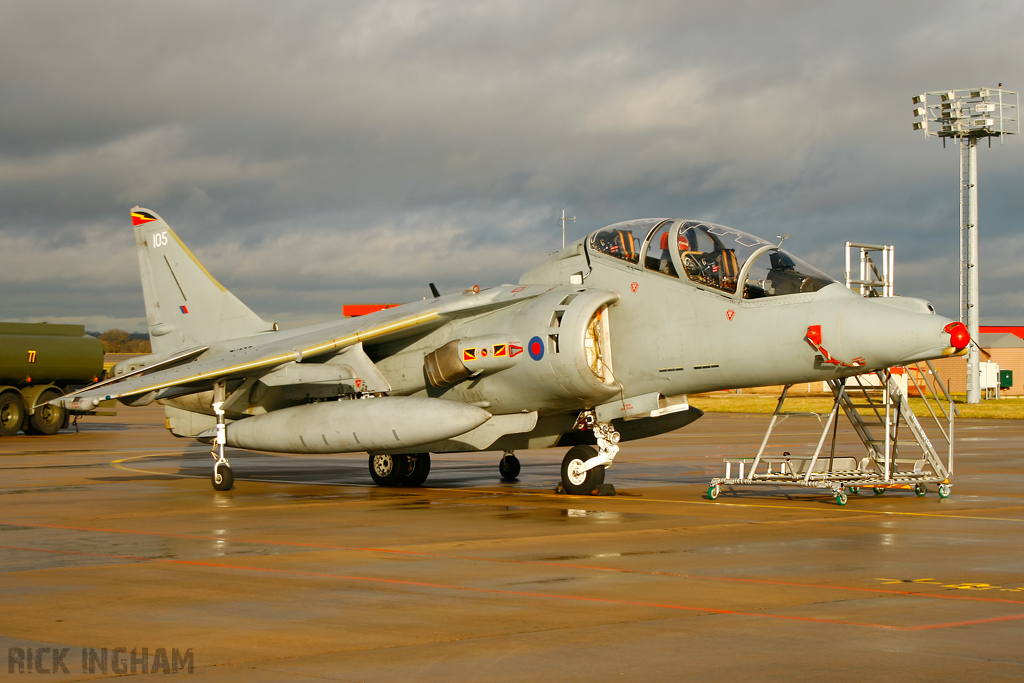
[{"xmin": 131, "ymin": 207, "xmax": 276, "ymax": 355}]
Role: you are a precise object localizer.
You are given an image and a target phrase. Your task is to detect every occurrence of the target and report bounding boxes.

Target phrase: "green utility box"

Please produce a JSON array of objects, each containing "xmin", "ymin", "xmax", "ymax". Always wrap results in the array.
[{"xmin": 999, "ymin": 369, "xmax": 1013, "ymax": 390}]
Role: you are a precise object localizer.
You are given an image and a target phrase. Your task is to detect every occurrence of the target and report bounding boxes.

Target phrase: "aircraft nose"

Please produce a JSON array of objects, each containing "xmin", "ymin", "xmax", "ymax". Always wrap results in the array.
[{"xmin": 827, "ymin": 296, "xmax": 966, "ymax": 369}]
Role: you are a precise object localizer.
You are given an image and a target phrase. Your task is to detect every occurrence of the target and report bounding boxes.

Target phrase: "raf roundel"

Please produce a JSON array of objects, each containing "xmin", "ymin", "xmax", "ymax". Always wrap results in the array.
[{"xmin": 528, "ymin": 336, "xmax": 545, "ymax": 361}]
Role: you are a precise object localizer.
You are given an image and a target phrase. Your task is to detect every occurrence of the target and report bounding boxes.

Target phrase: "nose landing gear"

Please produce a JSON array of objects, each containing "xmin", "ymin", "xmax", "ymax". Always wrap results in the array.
[{"xmin": 559, "ymin": 414, "xmax": 620, "ymax": 495}]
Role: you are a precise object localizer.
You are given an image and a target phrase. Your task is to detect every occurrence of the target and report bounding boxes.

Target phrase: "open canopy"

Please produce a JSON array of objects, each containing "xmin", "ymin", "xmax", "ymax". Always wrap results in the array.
[{"xmin": 588, "ymin": 218, "xmax": 836, "ymax": 298}]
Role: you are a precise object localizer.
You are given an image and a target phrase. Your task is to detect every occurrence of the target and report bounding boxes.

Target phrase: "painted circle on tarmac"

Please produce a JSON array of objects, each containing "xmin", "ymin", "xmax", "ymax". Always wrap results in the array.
[{"xmin": 528, "ymin": 336, "xmax": 545, "ymax": 361}]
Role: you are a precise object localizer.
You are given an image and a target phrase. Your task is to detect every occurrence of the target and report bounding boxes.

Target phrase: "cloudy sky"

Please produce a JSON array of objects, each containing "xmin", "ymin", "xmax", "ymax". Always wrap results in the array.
[{"xmin": 2, "ymin": 0, "xmax": 1022, "ymax": 332}]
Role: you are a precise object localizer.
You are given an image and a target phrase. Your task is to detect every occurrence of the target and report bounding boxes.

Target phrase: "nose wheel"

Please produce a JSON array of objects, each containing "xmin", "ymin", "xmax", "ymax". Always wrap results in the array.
[
  {"xmin": 561, "ymin": 446, "xmax": 605, "ymax": 495},
  {"xmin": 559, "ymin": 416, "xmax": 620, "ymax": 495}
]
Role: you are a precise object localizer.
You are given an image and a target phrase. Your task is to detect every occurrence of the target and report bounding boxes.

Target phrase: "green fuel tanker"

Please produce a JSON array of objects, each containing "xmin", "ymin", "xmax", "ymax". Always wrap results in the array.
[{"xmin": 0, "ymin": 322, "xmax": 105, "ymax": 436}]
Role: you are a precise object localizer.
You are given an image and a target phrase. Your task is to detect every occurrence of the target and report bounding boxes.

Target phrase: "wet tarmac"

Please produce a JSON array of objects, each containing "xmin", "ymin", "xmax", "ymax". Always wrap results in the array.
[{"xmin": 1, "ymin": 405, "xmax": 1023, "ymax": 680}]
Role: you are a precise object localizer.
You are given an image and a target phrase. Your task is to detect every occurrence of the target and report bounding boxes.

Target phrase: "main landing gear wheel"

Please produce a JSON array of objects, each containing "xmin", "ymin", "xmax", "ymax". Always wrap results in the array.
[
  {"xmin": 369, "ymin": 453, "xmax": 408, "ymax": 486},
  {"xmin": 27, "ymin": 389, "xmax": 65, "ymax": 435},
  {"xmin": 402, "ymin": 453, "xmax": 431, "ymax": 487},
  {"xmin": 212, "ymin": 464, "xmax": 234, "ymax": 491},
  {"xmin": 499, "ymin": 452, "xmax": 521, "ymax": 481},
  {"xmin": 560, "ymin": 445, "xmax": 605, "ymax": 495},
  {"xmin": 0, "ymin": 393, "xmax": 24, "ymax": 437}
]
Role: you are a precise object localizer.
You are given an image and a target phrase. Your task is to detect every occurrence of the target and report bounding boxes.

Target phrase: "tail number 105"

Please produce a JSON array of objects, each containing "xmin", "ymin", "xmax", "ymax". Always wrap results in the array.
[{"xmin": 152, "ymin": 231, "xmax": 170, "ymax": 248}]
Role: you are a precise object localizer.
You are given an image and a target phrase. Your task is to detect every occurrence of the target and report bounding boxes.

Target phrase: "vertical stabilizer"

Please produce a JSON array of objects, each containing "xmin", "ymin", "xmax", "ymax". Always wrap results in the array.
[{"xmin": 131, "ymin": 208, "xmax": 276, "ymax": 354}]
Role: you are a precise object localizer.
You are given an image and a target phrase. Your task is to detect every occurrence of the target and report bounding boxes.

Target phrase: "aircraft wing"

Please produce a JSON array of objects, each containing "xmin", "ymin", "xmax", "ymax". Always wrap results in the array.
[{"xmin": 56, "ymin": 284, "xmax": 552, "ymax": 409}]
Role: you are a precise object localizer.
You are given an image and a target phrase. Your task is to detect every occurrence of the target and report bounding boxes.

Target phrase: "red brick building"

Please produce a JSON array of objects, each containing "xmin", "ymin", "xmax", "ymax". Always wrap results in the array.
[{"xmin": 927, "ymin": 326, "xmax": 1024, "ymax": 397}]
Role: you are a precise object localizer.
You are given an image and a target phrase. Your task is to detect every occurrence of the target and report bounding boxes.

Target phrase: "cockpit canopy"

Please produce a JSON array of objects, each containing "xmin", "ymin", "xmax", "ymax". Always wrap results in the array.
[{"xmin": 588, "ymin": 219, "xmax": 836, "ymax": 298}]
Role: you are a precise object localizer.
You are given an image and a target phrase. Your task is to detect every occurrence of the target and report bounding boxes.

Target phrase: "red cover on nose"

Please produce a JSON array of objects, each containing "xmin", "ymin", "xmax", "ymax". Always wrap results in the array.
[{"xmin": 944, "ymin": 322, "xmax": 970, "ymax": 350}]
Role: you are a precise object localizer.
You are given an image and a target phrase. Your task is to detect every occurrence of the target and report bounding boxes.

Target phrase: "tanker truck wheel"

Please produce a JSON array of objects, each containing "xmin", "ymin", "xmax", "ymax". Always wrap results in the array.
[
  {"xmin": 27, "ymin": 389, "xmax": 66, "ymax": 436},
  {"xmin": 0, "ymin": 392, "xmax": 24, "ymax": 437}
]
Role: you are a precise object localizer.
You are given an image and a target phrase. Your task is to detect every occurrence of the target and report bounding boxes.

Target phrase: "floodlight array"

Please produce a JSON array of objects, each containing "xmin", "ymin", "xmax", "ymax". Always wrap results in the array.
[{"xmin": 911, "ymin": 87, "xmax": 1018, "ymax": 138}]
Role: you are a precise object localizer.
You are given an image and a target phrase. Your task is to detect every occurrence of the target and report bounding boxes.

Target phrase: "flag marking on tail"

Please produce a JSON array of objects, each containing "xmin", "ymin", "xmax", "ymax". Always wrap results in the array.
[{"xmin": 132, "ymin": 211, "xmax": 157, "ymax": 226}]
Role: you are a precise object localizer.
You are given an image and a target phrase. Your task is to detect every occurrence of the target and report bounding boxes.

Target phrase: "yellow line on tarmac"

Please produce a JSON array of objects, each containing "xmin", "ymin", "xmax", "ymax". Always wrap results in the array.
[{"xmin": 110, "ymin": 452, "xmax": 196, "ymax": 477}]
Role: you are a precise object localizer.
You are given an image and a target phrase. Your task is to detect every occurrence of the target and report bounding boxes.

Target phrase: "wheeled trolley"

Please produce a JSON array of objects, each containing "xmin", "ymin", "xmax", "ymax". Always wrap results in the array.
[{"xmin": 708, "ymin": 366, "xmax": 956, "ymax": 505}]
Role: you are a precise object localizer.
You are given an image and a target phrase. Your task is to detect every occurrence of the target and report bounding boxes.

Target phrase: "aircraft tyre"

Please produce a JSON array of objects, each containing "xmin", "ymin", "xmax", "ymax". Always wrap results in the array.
[
  {"xmin": 499, "ymin": 453, "xmax": 521, "ymax": 481},
  {"xmin": 369, "ymin": 453, "xmax": 407, "ymax": 486},
  {"xmin": 402, "ymin": 453, "xmax": 431, "ymax": 487},
  {"xmin": 212, "ymin": 464, "xmax": 234, "ymax": 491},
  {"xmin": 560, "ymin": 445, "xmax": 605, "ymax": 495},
  {"xmin": 0, "ymin": 392, "xmax": 24, "ymax": 437},
  {"xmin": 27, "ymin": 389, "xmax": 65, "ymax": 436}
]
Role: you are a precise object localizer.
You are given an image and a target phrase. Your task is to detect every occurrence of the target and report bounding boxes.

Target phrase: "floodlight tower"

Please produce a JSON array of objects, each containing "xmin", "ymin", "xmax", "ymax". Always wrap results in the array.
[{"xmin": 912, "ymin": 86, "xmax": 1018, "ymax": 403}]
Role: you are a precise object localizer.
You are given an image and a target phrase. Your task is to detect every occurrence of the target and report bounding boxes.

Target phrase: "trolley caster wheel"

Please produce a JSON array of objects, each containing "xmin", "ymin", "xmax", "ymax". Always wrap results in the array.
[
  {"xmin": 836, "ymin": 491, "xmax": 848, "ymax": 506},
  {"xmin": 849, "ymin": 486, "xmax": 860, "ymax": 495},
  {"xmin": 914, "ymin": 483, "xmax": 928, "ymax": 497},
  {"xmin": 872, "ymin": 486, "xmax": 885, "ymax": 496},
  {"xmin": 938, "ymin": 484, "xmax": 951, "ymax": 499},
  {"xmin": 212, "ymin": 464, "xmax": 234, "ymax": 491},
  {"xmin": 707, "ymin": 484, "xmax": 720, "ymax": 500}
]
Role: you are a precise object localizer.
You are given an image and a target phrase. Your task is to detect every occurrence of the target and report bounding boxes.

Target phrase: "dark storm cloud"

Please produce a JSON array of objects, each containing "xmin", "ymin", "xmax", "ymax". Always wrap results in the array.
[{"xmin": 2, "ymin": 0, "xmax": 1023, "ymax": 330}]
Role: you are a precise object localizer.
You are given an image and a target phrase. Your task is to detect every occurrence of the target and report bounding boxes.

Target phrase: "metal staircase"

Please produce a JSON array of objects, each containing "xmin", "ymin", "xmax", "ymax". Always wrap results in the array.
[
  {"xmin": 830, "ymin": 371, "xmax": 949, "ymax": 486},
  {"xmin": 708, "ymin": 369, "xmax": 954, "ymax": 505}
]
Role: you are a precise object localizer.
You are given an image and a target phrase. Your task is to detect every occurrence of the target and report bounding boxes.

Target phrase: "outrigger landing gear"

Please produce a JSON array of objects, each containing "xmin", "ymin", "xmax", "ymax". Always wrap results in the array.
[
  {"xmin": 498, "ymin": 451, "xmax": 521, "ymax": 480},
  {"xmin": 560, "ymin": 412, "xmax": 620, "ymax": 495},
  {"xmin": 210, "ymin": 381, "xmax": 233, "ymax": 491}
]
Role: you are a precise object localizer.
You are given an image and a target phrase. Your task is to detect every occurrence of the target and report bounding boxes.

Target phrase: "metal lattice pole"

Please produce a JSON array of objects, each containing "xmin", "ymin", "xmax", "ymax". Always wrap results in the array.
[{"xmin": 961, "ymin": 137, "xmax": 981, "ymax": 403}]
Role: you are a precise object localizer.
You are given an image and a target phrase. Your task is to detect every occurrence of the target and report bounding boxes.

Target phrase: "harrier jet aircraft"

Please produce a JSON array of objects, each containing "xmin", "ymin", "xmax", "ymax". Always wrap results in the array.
[{"xmin": 57, "ymin": 209, "xmax": 970, "ymax": 494}]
